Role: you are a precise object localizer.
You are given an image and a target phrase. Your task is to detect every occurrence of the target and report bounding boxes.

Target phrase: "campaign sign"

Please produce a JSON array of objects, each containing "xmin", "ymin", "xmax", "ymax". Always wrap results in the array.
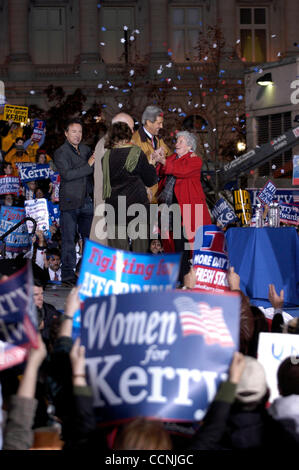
[
  {"xmin": 0, "ymin": 263, "xmax": 39, "ymax": 371},
  {"xmin": 25, "ymin": 198, "xmax": 49, "ymax": 232},
  {"xmin": 50, "ymin": 172, "xmax": 60, "ymax": 203},
  {"xmin": 258, "ymin": 333, "xmax": 299, "ymax": 402},
  {"xmin": 293, "ymin": 155, "xmax": 299, "ymax": 186},
  {"xmin": 257, "ymin": 180, "xmax": 277, "ymax": 206},
  {"xmin": 0, "ymin": 206, "xmax": 30, "ymax": 253},
  {"xmin": 16, "ymin": 163, "xmax": 54, "ymax": 183},
  {"xmin": 73, "ymin": 240, "xmax": 181, "ymax": 338},
  {"xmin": 81, "ymin": 290, "xmax": 240, "ymax": 423},
  {"xmin": 31, "ymin": 119, "xmax": 46, "ymax": 143},
  {"xmin": 211, "ymin": 198, "xmax": 239, "ymax": 228},
  {"xmin": 247, "ymin": 188, "xmax": 299, "ymax": 208},
  {"xmin": 279, "ymin": 203, "xmax": 299, "ymax": 226},
  {"xmin": 193, "ymin": 225, "xmax": 230, "ymax": 293},
  {"xmin": 0, "ymin": 176, "xmax": 20, "ymax": 195},
  {"xmin": 233, "ymin": 189, "xmax": 252, "ymax": 225},
  {"xmin": 47, "ymin": 200, "xmax": 60, "ymax": 226},
  {"xmin": 3, "ymin": 104, "xmax": 28, "ymax": 124}
]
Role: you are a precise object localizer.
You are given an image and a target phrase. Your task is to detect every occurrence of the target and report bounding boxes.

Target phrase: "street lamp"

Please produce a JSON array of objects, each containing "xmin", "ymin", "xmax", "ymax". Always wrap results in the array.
[
  {"xmin": 256, "ymin": 73, "xmax": 273, "ymax": 86},
  {"xmin": 237, "ymin": 141, "xmax": 246, "ymax": 152}
]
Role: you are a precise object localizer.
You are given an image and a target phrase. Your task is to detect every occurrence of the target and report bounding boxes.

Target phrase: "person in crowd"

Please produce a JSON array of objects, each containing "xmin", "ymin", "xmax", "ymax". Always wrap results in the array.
[
  {"xmin": 155, "ymin": 131, "xmax": 211, "ymax": 283},
  {"xmin": 148, "ymin": 238, "xmax": 164, "ymax": 254},
  {"xmin": 0, "ymin": 121, "xmax": 24, "ymax": 156},
  {"xmin": 2, "ymin": 334, "xmax": 47, "ymax": 450},
  {"xmin": 54, "ymin": 118, "xmax": 95, "ymax": 286},
  {"xmin": 102, "ymin": 121, "xmax": 158, "ymax": 252},
  {"xmin": 4, "ymin": 136, "xmax": 35, "ymax": 176},
  {"xmin": 132, "ymin": 105, "xmax": 171, "ymax": 204},
  {"xmin": 1, "ymin": 194, "xmax": 14, "ymax": 207},
  {"xmin": 36, "ymin": 149, "xmax": 52, "ymax": 165},
  {"xmin": 24, "ymin": 129, "xmax": 46, "ymax": 163},
  {"xmin": 33, "ymin": 279, "xmax": 61, "ymax": 346},
  {"xmin": 267, "ymin": 355, "xmax": 299, "ymax": 446},
  {"xmin": 89, "ymin": 112, "xmax": 135, "ymax": 245},
  {"xmin": 1, "ymin": 162, "xmax": 13, "ymax": 176},
  {"xmin": 35, "ymin": 245, "xmax": 62, "ymax": 282}
]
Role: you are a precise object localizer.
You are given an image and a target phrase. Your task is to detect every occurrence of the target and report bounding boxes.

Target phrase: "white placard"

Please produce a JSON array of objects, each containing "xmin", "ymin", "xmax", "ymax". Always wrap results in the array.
[
  {"xmin": 24, "ymin": 198, "xmax": 49, "ymax": 232},
  {"xmin": 257, "ymin": 332, "xmax": 299, "ymax": 402}
]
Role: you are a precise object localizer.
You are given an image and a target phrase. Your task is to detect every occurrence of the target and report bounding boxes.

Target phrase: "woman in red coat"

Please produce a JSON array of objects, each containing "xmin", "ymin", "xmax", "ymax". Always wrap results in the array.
[{"xmin": 156, "ymin": 131, "xmax": 211, "ymax": 282}]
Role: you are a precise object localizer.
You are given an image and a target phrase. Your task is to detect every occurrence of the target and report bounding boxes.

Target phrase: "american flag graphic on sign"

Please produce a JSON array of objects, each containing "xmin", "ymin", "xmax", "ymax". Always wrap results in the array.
[{"xmin": 174, "ymin": 296, "xmax": 235, "ymax": 348}]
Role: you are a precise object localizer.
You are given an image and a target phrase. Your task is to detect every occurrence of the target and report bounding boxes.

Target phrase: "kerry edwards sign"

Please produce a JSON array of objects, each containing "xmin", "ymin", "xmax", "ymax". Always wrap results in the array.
[
  {"xmin": 0, "ymin": 263, "xmax": 38, "ymax": 371},
  {"xmin": 81, "ymin": 290, "xmax": 240, "ymax": 423},
  {"xmin": 16, "ymin": 163, "xmax": 54, "ymax": 182}
]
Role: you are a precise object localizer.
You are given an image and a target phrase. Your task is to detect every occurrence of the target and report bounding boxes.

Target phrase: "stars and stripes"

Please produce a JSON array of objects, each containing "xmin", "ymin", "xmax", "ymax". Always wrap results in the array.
[{"xmin": 174, "ymin": 296, "xmax": 235, "ymax": 348}]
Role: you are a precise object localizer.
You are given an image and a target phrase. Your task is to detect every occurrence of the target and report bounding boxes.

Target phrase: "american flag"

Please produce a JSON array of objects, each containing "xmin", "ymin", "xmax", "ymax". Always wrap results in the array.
[{"xmin": 174, "ymin": 297, "xmax": 235, "ymax": 348}]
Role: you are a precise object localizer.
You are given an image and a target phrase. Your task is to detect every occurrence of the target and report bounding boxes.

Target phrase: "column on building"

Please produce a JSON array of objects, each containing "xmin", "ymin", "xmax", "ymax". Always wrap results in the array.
[
  {"xmin": 217, "ymin": 0, "xmax": 236, "ymax": 56},
  {"xmin": 149, "ymin": 0, "xmax": 169, "ymax": 63},
  {"xmin": 79, "ymin": 0, "xmax": 103, "ymax": 78},
  {"xmin": 8, "ymin": 0, "xmax": 33, "ymax": 79},
  {"xmin": 284, "ymin": 0, "xmax": 299, "ymax": 56}
]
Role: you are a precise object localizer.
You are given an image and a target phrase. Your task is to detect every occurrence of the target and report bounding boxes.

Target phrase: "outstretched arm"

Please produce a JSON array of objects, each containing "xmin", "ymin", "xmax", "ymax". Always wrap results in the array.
[{"xmin": 3, "ymin": 335, "xmax": 47, "ymax": 450}]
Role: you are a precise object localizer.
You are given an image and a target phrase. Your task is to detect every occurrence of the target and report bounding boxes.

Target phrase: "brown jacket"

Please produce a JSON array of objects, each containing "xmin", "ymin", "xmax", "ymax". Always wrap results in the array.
[{"xmin": 132, "ymin": 127, "xmax": 171, "ymax": 203}]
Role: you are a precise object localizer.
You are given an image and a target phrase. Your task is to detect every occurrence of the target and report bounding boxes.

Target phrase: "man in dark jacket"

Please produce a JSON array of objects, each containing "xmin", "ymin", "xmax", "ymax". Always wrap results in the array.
[{"xmin": 54, "ymin": 119, "xmax": 95, "ymax": 285}]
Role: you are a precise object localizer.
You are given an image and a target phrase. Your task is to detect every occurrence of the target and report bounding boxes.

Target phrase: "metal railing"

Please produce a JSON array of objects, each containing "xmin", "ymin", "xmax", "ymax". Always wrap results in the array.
[{"xmin": 0, "ymin": 217, "xmax": 37, "ymax": 258}]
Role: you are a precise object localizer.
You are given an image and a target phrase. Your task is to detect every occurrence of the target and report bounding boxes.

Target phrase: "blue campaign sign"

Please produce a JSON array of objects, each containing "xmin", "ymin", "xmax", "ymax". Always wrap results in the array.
[
  {"xmin": 293, "ymin": 155, "xmax": 299, "ymax": 186},
  {"xmin": 0, "ymin": 206, "xmax": 30, "ymax": 253},
  {"xmin": 81, "ymin": 289, "xmax": 240, "ymax": 424},
  {"xmin": 0, "ymin": 263, "xmax": 39, "ymax": 371},
  {"xmin": 280, "ymin": 203, "xmax": 299, "ymax": 226},
  {"xmin": 0, "ymin": 176, "xmax": 20, "ymax": 195},
  {"xmin": 16, "ymin": 163, "xmax": 54, "ymax": 182},
  {"xmin": 73, "ymin": 239, "xmax": 181, "ymax": 337},
  {"xmin": 257, "ymin": 180, "xmax": 277, "ymax": 205},
  {"xmin": 211, "ymin": 198, "xmax": 239, "ymax": 228},
  {"xmin": 192, "ymin": 225, "xmax": 230, "ymax": 293},
  {"xmin": 247, "ymin": 187, "xmax": 299, "ymax": 207}
]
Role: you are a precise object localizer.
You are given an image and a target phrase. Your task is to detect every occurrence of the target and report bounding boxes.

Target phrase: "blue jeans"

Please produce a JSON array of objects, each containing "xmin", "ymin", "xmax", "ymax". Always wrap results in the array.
[{"xmin": 60, "ymin": 197, "xmax": 93, "ymax": 281}]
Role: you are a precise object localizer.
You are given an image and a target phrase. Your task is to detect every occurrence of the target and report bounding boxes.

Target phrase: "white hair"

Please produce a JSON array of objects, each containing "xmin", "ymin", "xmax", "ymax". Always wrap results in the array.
[{"xmin": 176, "ymin": 131, "xmax": 197, "ymax": 152}]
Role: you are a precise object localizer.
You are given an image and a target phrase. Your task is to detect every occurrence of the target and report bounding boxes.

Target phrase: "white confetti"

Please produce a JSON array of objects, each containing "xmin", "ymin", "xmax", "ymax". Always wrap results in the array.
[
  {"xmin": 194, "ymin": 104, "xmax": 199, "ymax": 108},
  {"xmin": 213, "ymin": 43, "xmax": 217, "ymax": 48},
  {"xmin": 272, "ymin": 165, "xmax": 276, "ymax": 169},
  {"xmin": 30, "ymin": 90, "xmax": 35, "ymax": 95},
  {"xmin": 100, "ymin": 42, "xmax": 105, "ymax": 46},
  {"xmin": 213, "ymin": 128, "xmax": 217, "ymax": 132},
  {"xmin": 271, "ymin": 34, "xmax": 277, "ymax": 38},
  {"xmin": 204, "ymin": 143, "xmax": 209, "ymax": 147},
  {"xmin": 123, "ymin": 25, "xmax": 128, "ymax": 31},
  {"xmin": 120, "ymin": 38, "xmax": 126, "ymax": 43},
  {"xmin": 277, "ymin": 52, "xmax": 281, "ymax": 56},
  {"xmin": 204, "ymin": 56, "xmax": 208, "ymax": 61},
  {"xmin": 236, "ymin": 39, "xmax": 241, "ymax": 44},
  {"xmin": 130, "ymin": 36, "xmax": 135, "ymax": 41},
  {"xmin": 166, "ymin": 62, "xmax": 172, "ymax": 68},
  {"xmin": 82, "ymin": 111, "xmax": 86, "ymax": 115},
  {"xmin": 281, "ymin": 169, "xmax": 285, "ymax": 174},
  {"xmin": 109, "ymin": 85, "xmax": 114, "ymax": 89},
  {"xmin": 134, "ymin": 29, "xmax": 140, "ymax": 34},
  {"xmin": 118, "ymin": 103, "xmax": 123, "ymax": 108},
  {"xmin": 172, "ymin": 86, "xmax": 177, "ymax": 90},
  {"xmin": 130, "ymin": 69, "xmax": 135, "ymax": 76},
  {"xmin": 202, "ymin": 104, "xmax": 206, "ymax": 107},
  {"xmin": 157, "ymin": 69, "xmax": 163, "ymax": 74},
  {"xmin": 178, "ymin": 108, "xmax": 182, "ymax": 113},
  {"xmin": 94, "ymin": 70, "xmax": 98, "ymax": 74}
]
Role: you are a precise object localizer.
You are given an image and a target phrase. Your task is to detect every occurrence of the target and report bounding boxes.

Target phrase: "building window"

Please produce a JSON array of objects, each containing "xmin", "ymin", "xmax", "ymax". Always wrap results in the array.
[
  {"xmin": 30, "ymin": 7, "xmax": 66, "ymax": 64},
  {"xmin": 99, "ymin": 7, "xmax": 135, "ymax": 63},
  {"xmin": 239, "ymin": 6, "xmax": 268, "ymax": 62},
  {"xmin": 257, "ymin": 112, "xmax": 292, "ymax": 176},
  {"xmin": 170, "ymin": 7, "xmax": 203, "ymax": 62}
]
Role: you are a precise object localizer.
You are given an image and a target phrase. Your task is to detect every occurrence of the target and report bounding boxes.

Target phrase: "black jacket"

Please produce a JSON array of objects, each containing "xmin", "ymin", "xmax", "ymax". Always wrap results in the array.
[{"xmin": 54, "ymin": 140, "xmax": 93, "ymax": 211}]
